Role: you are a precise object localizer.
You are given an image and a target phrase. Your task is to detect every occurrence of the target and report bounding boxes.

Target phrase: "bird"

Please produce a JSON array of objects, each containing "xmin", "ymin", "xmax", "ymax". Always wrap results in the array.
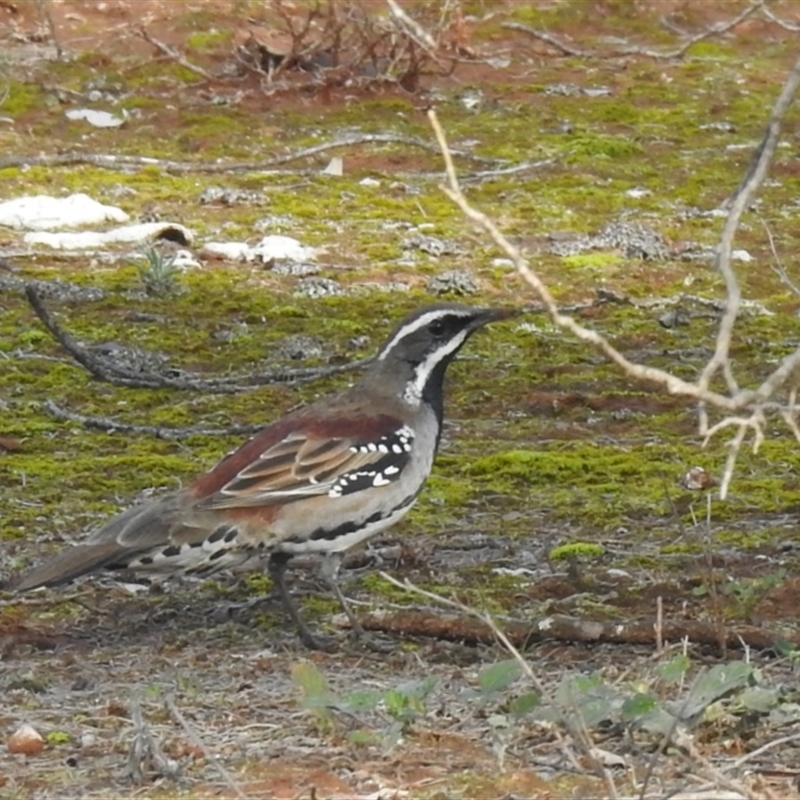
[{"xmin": 16, "ymin": 302, "xmax": 515, "ymax": 648}]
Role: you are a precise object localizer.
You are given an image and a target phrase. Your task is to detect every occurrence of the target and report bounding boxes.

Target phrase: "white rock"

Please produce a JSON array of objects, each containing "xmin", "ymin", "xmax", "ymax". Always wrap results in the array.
[
  {"xmin": 252, "ymin": 235, "xmax": 317, "ymax": 263},
  {"xmin": 321, "ymin": 157, "xmax": 343, "ymax": 176},
  {"xmin": 0, "ymin": 193, "xmax": 129, "ymax": 231},
  {"xmin": 200, "ymin": 242, "xmax": 254, "ymax": 261},
  {"xmin": 65, "ymin": 108, "xmax": 126, "ymax": 128},
  {"xmin": 80, "ymin": 732, "xmax": 97, "ymax": 748},
  {"xmin": 24, "ymin": 222, "xmax": 193, "ymax": 249},
  {"xmin": 171, "ymin": 249, "xmax": 201, "ymax": 269},
  {"xmin": 8, "ymin": 723, "xmax": 45, "ymax": 755}
]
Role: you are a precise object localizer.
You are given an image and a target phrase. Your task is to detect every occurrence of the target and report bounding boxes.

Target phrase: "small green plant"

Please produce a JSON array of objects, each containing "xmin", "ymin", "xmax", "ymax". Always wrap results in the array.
[
  {"xmin": 291, "ymin": 661, "xmax": 335, "ymax": 731},
  {"xmin": 470, "ymin": 659, "xmax": 540, "ymax": 769},
  {"xmin": 290, "ymin": 661, "xmax": 438, "ymax": 749},
  {"xmin": 137, "ymin": 246, "xmax": 181, "ymax": 296}
]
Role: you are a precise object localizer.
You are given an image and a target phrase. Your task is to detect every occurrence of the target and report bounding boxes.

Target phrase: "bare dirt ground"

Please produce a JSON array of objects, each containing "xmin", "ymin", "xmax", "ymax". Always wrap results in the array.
[{"xmin": 4, "ymin": 1, "xmax": 800, "ymax": 798}]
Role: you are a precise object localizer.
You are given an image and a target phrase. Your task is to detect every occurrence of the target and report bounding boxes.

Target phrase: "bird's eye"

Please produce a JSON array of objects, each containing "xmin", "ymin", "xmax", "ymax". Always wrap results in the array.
[{"xmin": 429, "ymin": 319, "xmax": 446, "ymax": 337}]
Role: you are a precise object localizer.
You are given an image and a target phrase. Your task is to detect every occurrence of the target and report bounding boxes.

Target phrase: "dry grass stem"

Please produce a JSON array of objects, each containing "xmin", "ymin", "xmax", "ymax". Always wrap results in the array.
[{"xmin": 165, "ymin": 696, "xmax": 246, "ymax": 800}]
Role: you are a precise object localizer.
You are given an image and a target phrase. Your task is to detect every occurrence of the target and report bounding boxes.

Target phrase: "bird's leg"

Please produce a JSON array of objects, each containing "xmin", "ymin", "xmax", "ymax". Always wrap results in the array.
[
  {"xmin": 320, "ymin": 552, "xmax": 364, "ymax": 640},
  {"xmin": 267, "ymin": 552, "xmax": 325, "ymax": 650}
]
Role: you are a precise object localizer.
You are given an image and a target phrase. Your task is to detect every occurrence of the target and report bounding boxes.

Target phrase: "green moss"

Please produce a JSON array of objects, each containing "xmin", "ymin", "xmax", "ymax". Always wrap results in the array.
[
  {"xmin": 568, "ymin": 135, "xmax": 643, "ymax": 161},
  {"xmin": 561, "ymin": 252, "xmax": 625, "ymax": 270},
  {"xmin": 4, "ymin": 82, "xmax": 45, "ymax": 116},
  {"xmin": 550, "ymin": 542, "xmax": 606, "ymax": 561},
  {"xmin": 186, "ymin": 30, "xmax": 232, "ymax": 52}
]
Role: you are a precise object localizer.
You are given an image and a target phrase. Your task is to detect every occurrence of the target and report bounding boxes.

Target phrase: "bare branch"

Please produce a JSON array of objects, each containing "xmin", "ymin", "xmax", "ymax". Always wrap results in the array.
[
  {"xmin": 387, "ymin": 0, "xmax": 438, "ymax": 51},
  {"xmin": 43, "ymin": 400, "xmax": 266, "ymax": 440},
  {"xmin": 653, "ymin": 0, "xmax": 764, "ymax": 60},
  {"xmin": 503, "ymin": 2, "xmax": 764, "ymax": 60},
  {"xmin": 377, "ymin": 570, "xmax": 543, "ymax": 690},
  {"xmin": 704, "ymin": 410, "xmax": 765, "ymax": 499},
  {"xmin": 0, "ymin": 132, "xmax": 496, "ymax": 172},
  {"xmin": 25, "ymin": 285, "xmax": 371, "ymax": 393},
  {"xmin": 762, "ymin": 5, "xmax": 800, "ymax": 31},
  {"xmin": 501, "ymin": 22, "xmax": 590, "ymax": 57},
  {"xmin": 138, "ymin": 26, "xmax": 212, "ymax": 79},
  {"xmin": 425, "ymin": 39, "xmax": 800, "ymax": 502},
  {"xmin": 35, "ymin": 0, "xmax": 62, "ymax": 59},
  {"xmin": 126, "ymin": 697, "xmax": 180, "ymax": 784},
  {"xmin": 699, "ymin": 51, "xmax": 800, "ymax": 395}
]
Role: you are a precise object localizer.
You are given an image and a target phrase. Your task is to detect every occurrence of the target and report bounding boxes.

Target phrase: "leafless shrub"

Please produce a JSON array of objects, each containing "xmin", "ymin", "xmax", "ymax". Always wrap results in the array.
[{"xmin": 237, "ymin": 0, "xmax": 472, "ymax": 93}]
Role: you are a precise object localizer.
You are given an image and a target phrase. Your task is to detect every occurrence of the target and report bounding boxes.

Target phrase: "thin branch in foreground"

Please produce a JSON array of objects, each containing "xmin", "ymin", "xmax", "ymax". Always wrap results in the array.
[
  {"xmin": 36, "ymin": 0, "xmax": 63, "ymax": 60},
  {"xmin": 501, "ymin": 22, "xmax": 591, "ymax": 57},
  {"xmin": 25, "ymin": 285, "xmax": 123, "ymax": 385},
  {"xmin": 127, "ymin": 697, "xmax": 180, "ymax": 784},
  {"xmin": 426, "ymin": 110, "xmax": 740, "ymax": 412},
  {"xmin": 377, "ymin": 570, "xmax": 543, "ymax": 691},
  {"xmin": 699, "ymin": 50, "xmax": 800, "ymax": 397},
  {"xmin": 648, "ymin": 0, "xmax": 764, "ymax": 60},
  {"xmin": 387, "ymin": 0, "xmax": 439, "ymax": 52},
  {"xmin": 762, "ymin": 5, "xmax": 800, "ymax": 31},
  {"xmin": 730, "ymin": 731, "xmax": 800, "ymax": 770},
  {"xmin": 704, "ymin": 410, "xmax": 766, "ymax": 500},
  {"xmin": 425, "ymin": 46, "xmax": 800, "ymax": 500}
]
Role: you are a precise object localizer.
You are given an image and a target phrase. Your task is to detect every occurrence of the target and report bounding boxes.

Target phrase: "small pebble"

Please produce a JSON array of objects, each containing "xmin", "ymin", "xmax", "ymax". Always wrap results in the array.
[{"xmin": 8, "ymin": 723, "xmax": 45, "ymax": 756}]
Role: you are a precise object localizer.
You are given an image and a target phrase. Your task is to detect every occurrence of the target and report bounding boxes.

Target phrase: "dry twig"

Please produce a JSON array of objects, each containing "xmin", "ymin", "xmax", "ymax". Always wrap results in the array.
[
  {"xmin": 138, "ymin": 26, "xmax": 212, "ymax": 80},
  {"xmin": 127, "ymin": 697, "xmax": 180, "ymax": 784},
  {"xmin": 503, "ymin": 1, "xmax": 764, "ymax": 60},
  {"xmin": 43, "ymin": 400, "xmax": 266, "ymax": 440},
  {"xmin": 0, "ymin": 132, "xmax": 495, "ymax": 172},
  {"xmin": 762, "ymin": 5, "xmax": 800, "ymax": 31}
]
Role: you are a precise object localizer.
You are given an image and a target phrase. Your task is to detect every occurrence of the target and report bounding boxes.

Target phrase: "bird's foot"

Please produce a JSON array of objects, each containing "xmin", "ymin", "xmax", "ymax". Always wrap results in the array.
[
  {"xmin": 296, "ymin": 626, "xmax": 339, "ymax": 652},
  {"xmin": 348, "ymin": 630, "xmax": 396, "ymax": 654},
  {"xmin": 210, "ymin": 596, "xmax": 268, "ymax": 624}
]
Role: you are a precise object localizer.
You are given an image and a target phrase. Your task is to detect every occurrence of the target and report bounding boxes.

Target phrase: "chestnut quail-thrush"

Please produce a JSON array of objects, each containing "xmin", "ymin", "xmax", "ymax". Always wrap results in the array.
[{"xmin": 16, "ymin": 303, "xmax": 515, "ymax": 648}]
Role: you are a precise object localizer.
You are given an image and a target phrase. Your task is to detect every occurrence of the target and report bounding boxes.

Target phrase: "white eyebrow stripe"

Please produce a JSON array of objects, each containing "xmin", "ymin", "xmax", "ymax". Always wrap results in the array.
[{"xmin": 376, "ymin": 309, "xmax": 473, "ymax": 360}]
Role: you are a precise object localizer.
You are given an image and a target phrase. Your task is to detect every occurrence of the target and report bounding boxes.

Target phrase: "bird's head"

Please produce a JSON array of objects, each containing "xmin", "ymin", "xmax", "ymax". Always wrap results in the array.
[{"xmin": 368, "ymin": 303, "xmax": 516, "ymax": 409}]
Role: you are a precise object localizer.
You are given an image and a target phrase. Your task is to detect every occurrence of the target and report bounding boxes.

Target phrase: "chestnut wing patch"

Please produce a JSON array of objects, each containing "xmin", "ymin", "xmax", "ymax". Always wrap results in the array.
[{"xmin": 200, "ymin": 427, "xmax": 414, "ymax": 509}]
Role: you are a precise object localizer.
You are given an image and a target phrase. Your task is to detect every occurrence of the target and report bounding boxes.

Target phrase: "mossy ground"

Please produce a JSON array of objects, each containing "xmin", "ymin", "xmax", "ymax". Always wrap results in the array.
[{"xmin": 3, "ymin": 1, "xmax": 800, "ymax": 797}]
